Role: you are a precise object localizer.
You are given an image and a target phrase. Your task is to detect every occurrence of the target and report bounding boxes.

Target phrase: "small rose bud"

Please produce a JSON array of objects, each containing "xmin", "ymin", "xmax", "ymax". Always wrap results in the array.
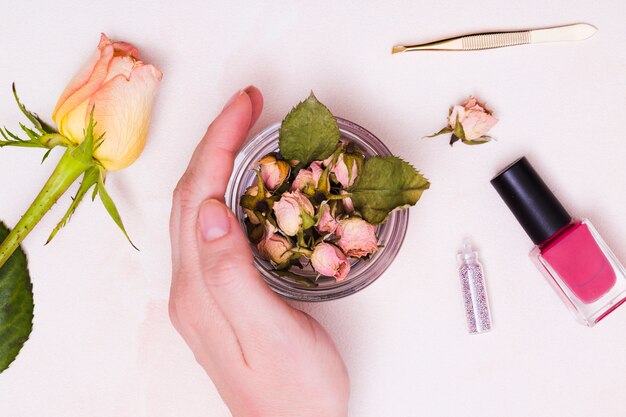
[
  {"xmin": 336, "ymin": 217, "xmax": 378, "ymax": 258},
  {"xmin": 448, "ymin": 96, "xmax": 498, "ymax": 141},
  {"xmin": 316, "ymin": 203, "xmax": 338, "ymax": 234},
  {"xmin": 273, "ymin": 190, "xmax": 314, "ymax": 236},
  {"xmin": 257, "ymin": 223, "xmax": 294, "ymax": 264},
  {"xmin": 258, "ymin": 155, "xmax": 290, "ymax": 190},
  {"xmin": 311, "ymin": 242, "xmax": 350, "ymax": 282},
  {"xmin": 241, "ymin": 185, "xmax": 270, "ymax": 224},
  {"xmin": 332, "ymin": 153, "xmax": 360, "ymax": 188},
  {"xmin": 340, "ymin": 191, "xmax": 354, "ymax": 213},
  {"xmin": 290, "ymin": 161, "xmax": 323, "ymax": 193}
]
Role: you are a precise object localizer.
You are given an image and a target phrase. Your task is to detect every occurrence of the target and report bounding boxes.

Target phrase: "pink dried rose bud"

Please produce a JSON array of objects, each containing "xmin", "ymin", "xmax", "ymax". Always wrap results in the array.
[
  {"xmin": 258, "ymin": 154, "xmax": 290, "ymax": 190},
  {"xmin": 311, "ymin": 242, "xmax": 350, "ymax": 282},
  {"xmin": 448, "ymin": 96, "xmax": 498, "ymax": 141},
  {"xmin": 257, "ymin": 224, "xmax": 293, "ymax": 264},
  {"xmin": 340, "ymin": 191, "xmax": 354, "ymax": 213},
  {"xmin": 336, "ymin": 217, "xmax": 378, "ymax": 258},
  {"xmin": 273, "ymin": 190, "xmax": 314, "ymax": 236},
  {"xmin": 290, "ymin": 161, "xmax": 323, "ymax": 193},
  {"xmin": 331, "ymin": 153, "xmax": 359, "ymax": 188},
  {"xmin": 316, "ymin": 203, "xmax": 338, "ymax": 234}
]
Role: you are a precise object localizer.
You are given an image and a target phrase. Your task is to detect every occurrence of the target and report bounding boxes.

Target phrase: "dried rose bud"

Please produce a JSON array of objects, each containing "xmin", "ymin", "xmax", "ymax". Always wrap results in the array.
[
  {"xmin": 336, "ymin": 217, "xmax": 378, "ymax": 258},
  {"xmin": 257, "ymin": 223, "xmax": 293, "ymax": 264},
  {"xmin": 316, "ymin": 203, "xmax": 338, "ymax": 234},
  {"xmin": 340, "ymin": 191, "xmax": 354, "ymax": 213},
  {"xmin": 448, "ymin": 96, "xmax": 498, "ymax": 141},
  {"xmin": 273, "ymin": 190, "xmax": 314, "ymax": 236},
  {"xmin": 290, "ymin": 161, "xmax": 323, "ymax": 193},
  {"xmin": 258, "ymin": 155, "xmax": 290, "ymax": 190},
  {"xmin": 332, "ymin": 153, "xmax": 360, "ymax": 188},
  {"xmin": 311, "ymin": 242, "xmax": 350, "ymax": 281},
  {"xmin": 242, "ymin": 185, "xmax": 270, "ymax": 224}
]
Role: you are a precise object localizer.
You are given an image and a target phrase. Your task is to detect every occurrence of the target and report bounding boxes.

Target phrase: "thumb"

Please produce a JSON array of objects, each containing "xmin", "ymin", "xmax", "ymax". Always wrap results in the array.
[{"xmin": 196, "ymin": 199, "xmax": 290, "ymax": 340}]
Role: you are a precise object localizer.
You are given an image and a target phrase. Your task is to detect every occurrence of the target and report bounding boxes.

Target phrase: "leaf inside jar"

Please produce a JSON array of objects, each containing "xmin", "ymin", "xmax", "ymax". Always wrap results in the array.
[{"xmin": 278, "ymin": 92, "xmax": 340, "ymax": 166}]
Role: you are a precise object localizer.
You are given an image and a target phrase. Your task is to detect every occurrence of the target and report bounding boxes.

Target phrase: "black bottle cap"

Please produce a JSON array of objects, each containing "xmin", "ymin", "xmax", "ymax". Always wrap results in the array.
[{"xmin": 490, "ymin": 157, "xmax": 571, "ymax": 245}]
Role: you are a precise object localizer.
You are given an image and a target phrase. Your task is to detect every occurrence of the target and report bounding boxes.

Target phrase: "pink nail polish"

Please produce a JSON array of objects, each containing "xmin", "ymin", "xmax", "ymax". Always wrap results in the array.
[{"xmin": 492, "ymin": 157, "xmax": 626, "ymax": 326}]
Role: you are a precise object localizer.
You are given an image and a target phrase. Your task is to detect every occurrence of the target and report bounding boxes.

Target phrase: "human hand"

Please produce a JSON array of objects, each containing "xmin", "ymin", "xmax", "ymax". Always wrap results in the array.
[{"xmin": 169, "ymin": 87, "xmax": 350, "ymax": 417}]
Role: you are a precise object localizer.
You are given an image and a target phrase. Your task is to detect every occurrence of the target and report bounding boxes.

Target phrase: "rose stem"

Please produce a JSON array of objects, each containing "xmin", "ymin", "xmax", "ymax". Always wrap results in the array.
[{"xmin": 0, "ymin": 149, "xmax": 90, "ymax": 268}]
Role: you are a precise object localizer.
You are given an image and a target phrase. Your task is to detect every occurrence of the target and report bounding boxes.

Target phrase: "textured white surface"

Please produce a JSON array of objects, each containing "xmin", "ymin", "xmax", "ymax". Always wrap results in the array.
[{"xmin": 2, "ymin": 1, "xmax": 626, "ymax": 416}]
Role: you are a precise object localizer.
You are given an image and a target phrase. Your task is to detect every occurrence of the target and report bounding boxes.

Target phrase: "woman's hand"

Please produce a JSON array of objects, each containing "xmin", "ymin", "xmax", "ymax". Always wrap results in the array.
[{"xmin": 169, "ymin": 86, "xmax": 350, "ymax": 417}]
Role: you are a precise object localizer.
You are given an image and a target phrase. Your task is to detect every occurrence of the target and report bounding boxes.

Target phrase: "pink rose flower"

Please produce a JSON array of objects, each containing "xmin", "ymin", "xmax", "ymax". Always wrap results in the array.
[
  {"xmin": 332, "ymin": 153, "xmax": 359, "ymax": 188},
  {"xmin": 311, "ymin": 242, "xmax": 350, "ymax": 281},
  {"xmin": 52, "ymin": 34, "xmax": 162, "ymax": 171},
  {"xmin": 257, "ymin": 224, "xmax": 293, "ymax": 265},
  {"xmin": 340, "ymin": 191, "xmax": 354, "ymax": 213},
  {"xmin": 316, "ymin": 203, "xmax": 338, "ymax": 234},
  {"xmin": 336, "ymin": 217, "xmax": 378, "ymax": 258},
  {"xmin": 290, "ymin": 161, "xmax": 323, "ymax": 192},
  {"xmin": 258, "ymin": 155, "xmax": 290, "ymax": 190},
  {"xmin": 273, "ymin": 191, "xmax": 314, "ymax": 236},
  {"xmin": 448, "ymin": 96, "xmax": 498, "ymax": 141}
]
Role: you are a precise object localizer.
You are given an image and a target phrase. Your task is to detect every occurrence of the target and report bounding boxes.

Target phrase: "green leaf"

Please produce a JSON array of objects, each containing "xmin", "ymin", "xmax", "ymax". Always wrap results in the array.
[
  {"xmin": 97, "ymin": 173, "xmax": 138, "ymax": 250},
  {"xmin": 12, "ymin": 83, "xmax": 57, "ymax": 135},
  {"xmin": 278, "ymin": 92, "xmax": 340, "ymax": 165},
  {"xmin": 349, "ymin": 156, "xmax": 430, "ymax": 225},
  {"xmin": 462, "ymin": 139, "xmax": 491, "ymax": 145},
  {"xmin": 453, "ymin": 116, "xmax": 466, "ymax": 141},
  {"xmin": 46, "ymin": 167, "xmax": 100, "ymax": 244},
  {"xmin": 424, "ymin": 126, "xmax": 453, "ymax": 138},
  {"xmin": 71, "ymin": 109, "xmax": 96, "ymax": 164},
  {"xmin": 0, "ymin": 222, "xmax": 34, "ymax": 373},
  {"xmin": 0, "ymin": 127, "xmax": 45, "ymax": 149},
  {"xmin": 301, "ymin": 211, "xmax": 316, "ymax": 230}
]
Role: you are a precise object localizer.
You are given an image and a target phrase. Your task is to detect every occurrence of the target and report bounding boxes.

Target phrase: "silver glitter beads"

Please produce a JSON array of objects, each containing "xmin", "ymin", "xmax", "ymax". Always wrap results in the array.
[{"xmin": 458, "ymin": 239, "xmax": 492, "ymax": 334}]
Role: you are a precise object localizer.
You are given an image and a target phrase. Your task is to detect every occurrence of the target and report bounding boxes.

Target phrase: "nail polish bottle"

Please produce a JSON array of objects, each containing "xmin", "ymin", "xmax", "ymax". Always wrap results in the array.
[{"xmin": 491, "ymin": 157, "xmax": 626, "ymax": 326}]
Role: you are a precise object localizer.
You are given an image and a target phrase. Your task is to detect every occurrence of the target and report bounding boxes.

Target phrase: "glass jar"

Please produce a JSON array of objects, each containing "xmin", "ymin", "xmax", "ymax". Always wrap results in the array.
[{"xmin": 225, "ymin": 118, "xmax": 409, "ymax": 301}]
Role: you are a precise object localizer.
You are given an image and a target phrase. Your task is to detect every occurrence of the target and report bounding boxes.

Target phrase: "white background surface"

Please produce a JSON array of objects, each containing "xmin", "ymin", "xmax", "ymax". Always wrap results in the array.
[{"xmin": 1, "ymin": 1, "xmax": 626, "ymax": 416}]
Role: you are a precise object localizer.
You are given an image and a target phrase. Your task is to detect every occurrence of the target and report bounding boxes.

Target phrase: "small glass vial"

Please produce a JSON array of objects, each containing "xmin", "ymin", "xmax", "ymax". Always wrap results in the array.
[
  {"xmin": 492, "ymin": 157, "xmax": 626, "ymax": 326},
  {"xmin": 457, "ymin": 239, "xmax": 492, "ymax": 334}
]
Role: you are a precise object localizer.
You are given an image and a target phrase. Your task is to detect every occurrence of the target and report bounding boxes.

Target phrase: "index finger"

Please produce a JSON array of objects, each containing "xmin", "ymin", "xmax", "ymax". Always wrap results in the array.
[
  {"xmin": 170, "ymin": 86, "xmax": 262, "ymax": 266},
  {"xmin": 184, "ymin": 86, "xmax": 263, "ymax": 206}
]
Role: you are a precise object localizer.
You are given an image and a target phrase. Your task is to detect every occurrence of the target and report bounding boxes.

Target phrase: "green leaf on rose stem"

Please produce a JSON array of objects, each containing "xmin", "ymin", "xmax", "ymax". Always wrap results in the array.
[
  {"xmin": 278, "ymin": 92, "xmax": 340, "ymax": 166},
  {"xmin": 46, "ymin": 166, "xmax": 100, "ymax": 244},
  {"xmin": 349, "ymin": 156, "xmax": 430, "ymax": 225},
  {"xmin": 40, "ymin": 148, "xmax": 53, "ymax": 164},
  {"xmin": 453, "ymin": 116, "xmax": 466, "ymax": 141},
  {"xmin": 71, "ymin": 110, "xmax": 97, "ymax": 165},
  {"xmin": 301, "ymin": 211, "xmax": 316, "ymax": 231},
  {"xmin": 0, "ymin": 127, "xmax": 48, "ymax": 149},
  {"xmin": 97, "ymin": 172, "xmax": 139, "ymax": 250},
  {"xmin": 461, "ymin": 139, "xmax": 491, "ymax": 145},
  {"xmin": 12, "ymin": 83, "xmax": 57, "ymax": 134},
  {"xmin": 424, "ymin": 126, "xmax": 453, "ymax": 138},
  {"xmin": 0, "ymin": 221, "xmax": 34, "ymax": 373}
]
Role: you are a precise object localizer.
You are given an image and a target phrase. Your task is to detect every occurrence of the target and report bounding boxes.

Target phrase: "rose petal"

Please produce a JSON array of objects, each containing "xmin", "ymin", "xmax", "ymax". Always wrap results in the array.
[{"xmin": 89, "ymin": 64, "xmax": 162, "ymax": 170}]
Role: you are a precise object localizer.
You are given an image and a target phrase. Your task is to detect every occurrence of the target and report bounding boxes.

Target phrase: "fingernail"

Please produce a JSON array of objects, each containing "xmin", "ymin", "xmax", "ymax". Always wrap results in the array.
[
  {"xmin": 222, "ymin": 88, "xmax": 246, "ymax": 111},
  {"xmin": 198, "ymin": 199, "xmax": 231, "ymax": 241}
]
